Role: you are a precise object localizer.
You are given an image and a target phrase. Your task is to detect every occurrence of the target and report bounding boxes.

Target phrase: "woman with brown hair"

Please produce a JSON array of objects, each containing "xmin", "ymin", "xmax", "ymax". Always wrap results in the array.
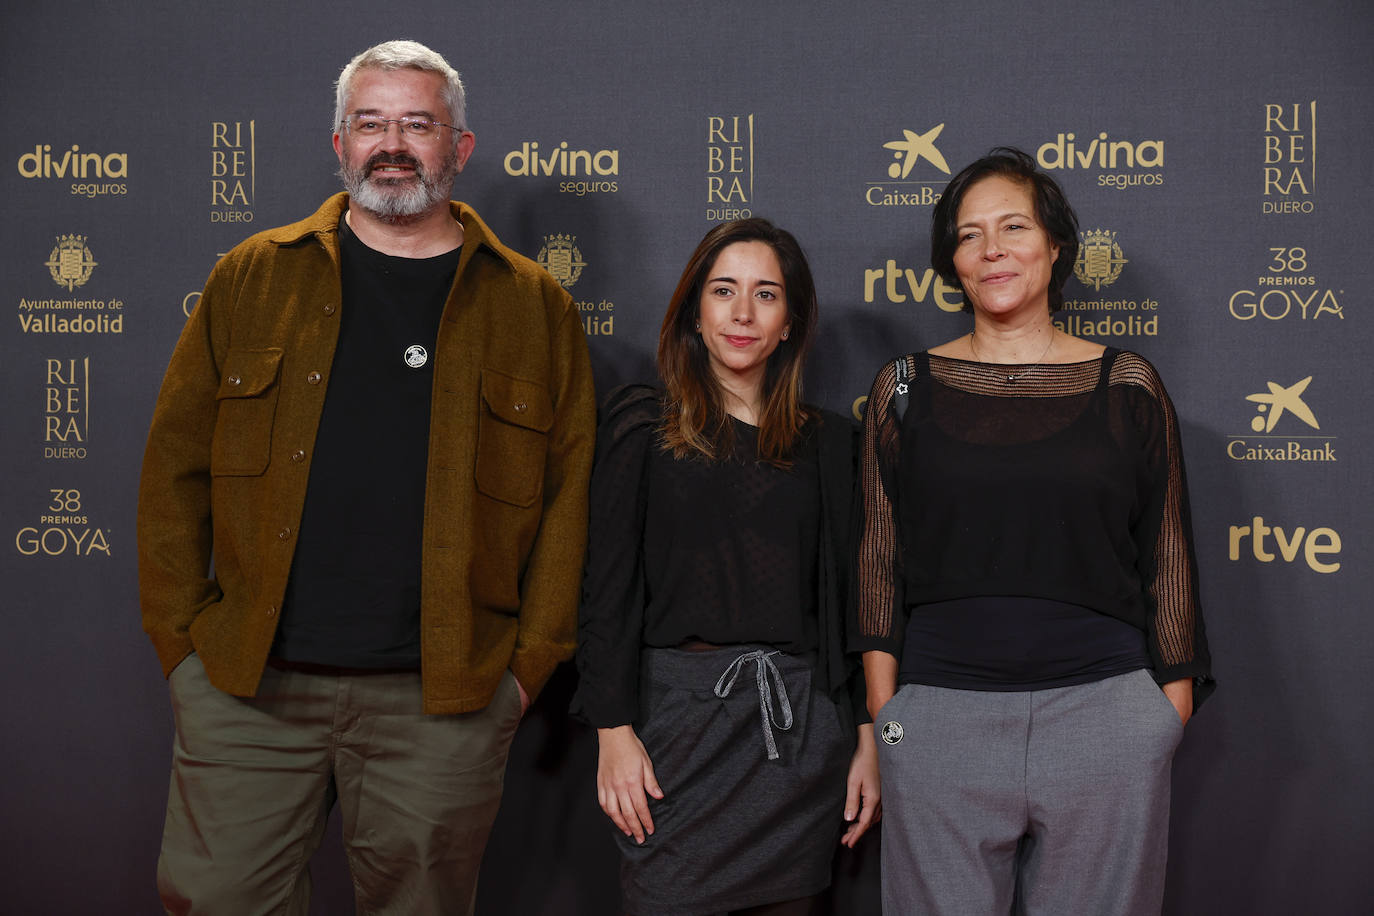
[{"xmin": 574, "ymin": 218, "xmax": 879, "ymax": 915}]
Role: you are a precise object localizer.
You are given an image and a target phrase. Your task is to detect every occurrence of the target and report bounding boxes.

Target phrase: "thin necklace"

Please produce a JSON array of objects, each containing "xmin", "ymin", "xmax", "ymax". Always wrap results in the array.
[{"xmin": 968, "ymin": 326, "xmax": 1055, "ymax": 382}]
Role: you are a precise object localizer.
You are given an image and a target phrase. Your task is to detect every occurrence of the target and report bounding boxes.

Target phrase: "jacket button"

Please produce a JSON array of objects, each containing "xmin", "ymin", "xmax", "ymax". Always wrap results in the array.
[
  {"xmin": 290, "ymin": 449, "xmax": 306, "ymax": 462},
  {"xmin": 307, "ymin": 371, "xmax": 322, "ymax": 384},
  {"xmin": 267, "ymin": 605, "xmax": 277, "ymax": 617},
  {"xmin": 227, "ymin": 374, "xmax": 242, "ymax": 386},
  {"xmin": 514, "ymin": 401, "xmax": 528, "ymax": 412},
  {"xmin": 277, "ymin": 527, "xmax": 292, "ymax": 540},
  {"xmin": 323, "ymin": 303, "xmax": 337, "ymax": 316}
]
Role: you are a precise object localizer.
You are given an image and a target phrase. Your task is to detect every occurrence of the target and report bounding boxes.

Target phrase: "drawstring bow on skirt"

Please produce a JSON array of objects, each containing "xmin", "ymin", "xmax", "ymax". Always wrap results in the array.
[{"xmin": 713, "ymin": 649, "xmax": 794, "ymax": 760}]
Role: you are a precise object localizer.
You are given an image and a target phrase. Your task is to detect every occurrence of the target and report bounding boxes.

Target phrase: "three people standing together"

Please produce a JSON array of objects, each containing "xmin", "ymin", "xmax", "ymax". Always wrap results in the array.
[{"xmin": 138, "ymin": 37, "xmax": 1210, "ymax": 915}]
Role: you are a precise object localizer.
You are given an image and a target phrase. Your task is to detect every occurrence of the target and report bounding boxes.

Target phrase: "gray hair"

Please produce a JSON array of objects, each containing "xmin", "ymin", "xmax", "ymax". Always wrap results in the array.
[{"xmin": 333, "ymin": 40, "xmax": 468, "ymax": 134}]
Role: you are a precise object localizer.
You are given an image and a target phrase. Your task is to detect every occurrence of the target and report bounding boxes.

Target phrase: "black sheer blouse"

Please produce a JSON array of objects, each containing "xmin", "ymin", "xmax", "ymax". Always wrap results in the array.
[{"xmin": 851, "ymin": 348, "xmax": 1214, "ymax": 702}]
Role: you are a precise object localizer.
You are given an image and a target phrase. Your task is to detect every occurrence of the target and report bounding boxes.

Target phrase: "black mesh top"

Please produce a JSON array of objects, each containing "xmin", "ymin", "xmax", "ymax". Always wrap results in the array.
[
  {"xmin": 851, "ymin": 347, "xmax": 1213, "ymax": 699},
  {"xmin": 574, "ymin": 387, "xmax": 823, "ymax": 727}
]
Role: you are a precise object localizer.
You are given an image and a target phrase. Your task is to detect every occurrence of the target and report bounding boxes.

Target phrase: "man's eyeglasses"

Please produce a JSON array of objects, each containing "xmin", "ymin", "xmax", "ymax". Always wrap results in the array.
[{"xmin": 340, "ymin": 115, "xmax": 463, "ymax": 141}]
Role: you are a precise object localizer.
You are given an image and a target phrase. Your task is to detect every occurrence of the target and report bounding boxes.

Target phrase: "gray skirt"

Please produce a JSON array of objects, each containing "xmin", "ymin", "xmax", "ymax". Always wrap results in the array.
[{"xmin": 616, "ymin": 645, "xmax": 852, "ymax": 916}]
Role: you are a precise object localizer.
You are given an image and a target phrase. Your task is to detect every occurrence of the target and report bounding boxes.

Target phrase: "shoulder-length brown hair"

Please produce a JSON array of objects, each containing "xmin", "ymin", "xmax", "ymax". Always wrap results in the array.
[{"xmin": 657, "ymin": 217, "xmax": 818, "ymax": 467}]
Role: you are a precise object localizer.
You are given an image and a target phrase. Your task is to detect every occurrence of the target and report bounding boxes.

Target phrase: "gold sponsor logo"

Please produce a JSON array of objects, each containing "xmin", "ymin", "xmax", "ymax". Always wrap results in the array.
[
  {"xmin": 16, "ymin": 144, "xmax": 128, "ymax": 197},
  {"xmin": 537, "ymin": 234, "xmax": 586, "ymax": 289},
  {"xmin": 1059, "ymin": 231, "xmax": 1160, "ymax": 337},
  {"xmin": 706, "ymin": 115, "xmax": 753, "ymax": 219},
  {"xmin": 14, "ymin": 489, "xmax": 110, "ymax": 557},
  {"xmin": 884, "ymin": 125, "xmax": 950, "ymax": 178},
  {"xmin": 1228, "ymin": 247, "xmax": 1343, "ymax": 321},
  {"xmin": 45, "ymin": 358, "xmax": 89, "ymax": 459},
  {"xmin": 1226, "ymin": 374, "xmax": 1335, "ymax": 463},
  {"xmin": 537, "ymin": 234, "xmax": 614, "ymax": 336},
  {"xmin": 17, "ymin": 145, "xmax": 127, "ymax": 179},
  {"xmin": 1228, "ymin": 516, "xmax": 1340, "ymax": 573},
  {"xmin": 1073, "ymin": 229, "xmax": 1127, "ymax": 291},
  {"xmin": 1246, "ymin": 376, "xmax": 1319, "ymax": 433},
  {"xmin": 211, "ymin": 120, "xmax": 256, "ymax": 222},
  {"xmin": 18, "ymin": 237, "xmax": 125, "ymax": 334},
  {"xmin": 1263, "ymin": 102, "xmax": 1315, "ymax": 213},
  {"xmin": 1227, "ymin": 288, "xmax": 1343, "ymax": 320},
  {"xmin": 863, "ymin": 260, "xmax": 963, "ymax": 310},
  {"xmin": 504, "ymin": 141, "xmax": 619, "ymax": 194},
  {"xmin": 1036, "ymin": 133, "xmax": 1163, "ymax": 169},
  {"xmin": 575, "ymin": 298, "xmax": 615, "ymax": 337},
  {"xmin": 865, "ymin": 123, "xmax": 950, "ymax": 207},
  {"xmin": 46, "ymin": 235, "xmax": 97, "ymax": 291},
  {"xmin": 1052, "ymin": 313, "xmax": 1159, "ymax": 337},
  {"xmin": 1036, "ymin": 132, "xmax": 1164, "ymax": 189}
]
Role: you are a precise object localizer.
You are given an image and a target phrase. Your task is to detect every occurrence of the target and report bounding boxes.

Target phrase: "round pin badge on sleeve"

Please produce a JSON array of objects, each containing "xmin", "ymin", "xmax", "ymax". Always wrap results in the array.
[{"xmin": 881, "ymin": 720, "xmax": 904, "ymax": 745}]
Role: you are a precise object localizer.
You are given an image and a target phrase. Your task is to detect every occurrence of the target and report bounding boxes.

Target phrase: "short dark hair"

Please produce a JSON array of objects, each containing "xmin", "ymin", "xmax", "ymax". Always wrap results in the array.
[{"xmin": 930, "ymin": 146, "xmax": 1080, "ymax": 313}]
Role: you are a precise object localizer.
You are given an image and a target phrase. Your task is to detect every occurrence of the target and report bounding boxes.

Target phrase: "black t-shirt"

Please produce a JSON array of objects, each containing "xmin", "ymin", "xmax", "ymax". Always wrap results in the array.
[{"xmin": 272, "ymin": 218, "xmax": 460, "ymax": 668}]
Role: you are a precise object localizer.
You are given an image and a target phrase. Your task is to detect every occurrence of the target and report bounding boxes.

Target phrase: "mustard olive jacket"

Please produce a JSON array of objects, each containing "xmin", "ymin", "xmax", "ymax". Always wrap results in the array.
[{"xmin": 137, "ymin": 193, "xmax": 596, "ymax": 713}]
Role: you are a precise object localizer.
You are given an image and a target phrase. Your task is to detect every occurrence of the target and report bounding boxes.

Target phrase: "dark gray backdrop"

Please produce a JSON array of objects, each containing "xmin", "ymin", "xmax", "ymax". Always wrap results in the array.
[{"xmin": 2, "ymin": 2, "xmax": 1370, "ymax": 913}]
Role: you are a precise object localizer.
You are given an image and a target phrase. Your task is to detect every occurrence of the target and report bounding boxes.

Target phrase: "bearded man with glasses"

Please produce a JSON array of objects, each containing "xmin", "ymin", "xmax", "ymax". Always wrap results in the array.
[{"xmin": 137, "ymin": 39, "xmax": 596, "ymax": 915}]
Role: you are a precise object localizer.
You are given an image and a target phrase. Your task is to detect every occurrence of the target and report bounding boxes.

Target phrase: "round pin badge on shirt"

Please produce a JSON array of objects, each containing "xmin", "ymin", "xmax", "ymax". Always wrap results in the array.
[
  {"xmin": 881, "ymin": 720, "xmax": 904, "ymax": 746},
  {"xmin": 403, "ymin": 345, "xmax": 428, "ymax": 368}
]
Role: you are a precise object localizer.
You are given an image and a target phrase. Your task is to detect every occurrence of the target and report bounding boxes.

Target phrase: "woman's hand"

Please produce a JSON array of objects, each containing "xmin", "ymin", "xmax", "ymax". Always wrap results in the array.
[
  {"xmin": 596, "ymin": 725, "xmax": 664, "ymax": 845},
  {"xmin": 841, "ymin": 723, "xmax": 881, "ymax": 847},
  {"xmin": 1162, "ymin": 677, "xmax": 1193, "ymax": 727}
]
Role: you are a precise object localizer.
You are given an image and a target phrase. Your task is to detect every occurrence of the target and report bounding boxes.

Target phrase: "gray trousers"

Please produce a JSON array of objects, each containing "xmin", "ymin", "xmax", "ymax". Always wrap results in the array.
[
  {"xmin": 876, "ymin": 669, "xmax": 1183, "ymax": 915},
  {"xmin": 156, "ymin": 654, "xmax": 523, "ymax": 916}
]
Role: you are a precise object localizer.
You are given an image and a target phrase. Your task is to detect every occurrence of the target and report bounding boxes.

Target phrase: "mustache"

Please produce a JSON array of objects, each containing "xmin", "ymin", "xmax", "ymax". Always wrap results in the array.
[{"xmin": 365, "ymin": 152, "xmax": 423, "ymax": 176}]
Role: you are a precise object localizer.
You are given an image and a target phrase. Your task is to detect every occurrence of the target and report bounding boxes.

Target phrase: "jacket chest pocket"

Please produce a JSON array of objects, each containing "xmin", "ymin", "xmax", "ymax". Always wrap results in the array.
[
  {"xmin": 211, "ymin": 348, "xmax": 284, "ymax": 476},
  {"xmin": 476, "ymin": 367, "xmax": 552, "ymax": 507}
]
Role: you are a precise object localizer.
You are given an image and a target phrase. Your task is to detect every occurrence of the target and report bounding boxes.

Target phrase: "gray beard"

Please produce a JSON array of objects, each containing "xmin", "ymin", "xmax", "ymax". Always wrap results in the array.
[{"xmin": 338, "ymin": 148, "xmax": 459, "ymax": 223}]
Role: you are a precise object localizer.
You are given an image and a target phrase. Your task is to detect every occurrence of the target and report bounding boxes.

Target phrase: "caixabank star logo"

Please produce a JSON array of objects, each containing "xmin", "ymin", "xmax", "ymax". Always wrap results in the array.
[
  {"xmin": 884, "ymin": 125, "xmax": 950, "ymax": 179},
  {"xmin": 1226, "ymin": 374, "xmax": 1335, "ymax": 464},
  {"xmin": 865, "ymin": 122, "xmax": 951, "ymax": 207}
]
